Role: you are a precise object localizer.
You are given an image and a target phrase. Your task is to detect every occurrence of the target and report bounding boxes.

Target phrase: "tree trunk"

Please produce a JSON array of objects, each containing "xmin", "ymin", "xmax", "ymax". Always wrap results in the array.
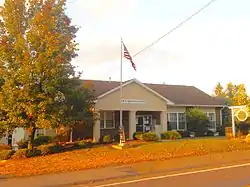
[
  {"xmin": 28, "ymin": 127, "xmax": 36, "ymax": 150},
  {"xmin": 69, "ymin": 127, "xmax": 73, "ymax": 142}
]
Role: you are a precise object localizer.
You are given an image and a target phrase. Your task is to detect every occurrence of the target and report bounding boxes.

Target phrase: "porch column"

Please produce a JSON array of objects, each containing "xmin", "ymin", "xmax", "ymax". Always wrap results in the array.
[
  {"xmin": 160, "ymin": 111, "xmax": 168, "ymax": 133},
  {"xmin": 93, "ymin": 111, "xmax": 100, "ymax": 142},
  {"xmin": 129, "ymin": 111, "xmax": 136, "ymax": 139}
]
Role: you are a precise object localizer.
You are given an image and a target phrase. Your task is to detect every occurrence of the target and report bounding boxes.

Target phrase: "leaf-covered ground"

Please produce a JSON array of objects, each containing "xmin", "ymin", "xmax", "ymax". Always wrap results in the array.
[{"xmin": 1, "ymin": 138, "xmax": 250, "ymax": 177}]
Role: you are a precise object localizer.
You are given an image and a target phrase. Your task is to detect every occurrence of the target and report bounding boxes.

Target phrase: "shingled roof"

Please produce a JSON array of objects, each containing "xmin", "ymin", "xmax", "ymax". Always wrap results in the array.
[{"xmin": 82, "ymin": 79, "xmax": 224, "ymax": 106}]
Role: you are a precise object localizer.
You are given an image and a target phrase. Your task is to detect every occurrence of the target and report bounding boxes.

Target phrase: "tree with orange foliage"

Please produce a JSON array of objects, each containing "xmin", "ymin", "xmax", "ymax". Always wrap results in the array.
[{"xmin": 0, "ymin": 0, "xmax": 94, "ymax": 149}]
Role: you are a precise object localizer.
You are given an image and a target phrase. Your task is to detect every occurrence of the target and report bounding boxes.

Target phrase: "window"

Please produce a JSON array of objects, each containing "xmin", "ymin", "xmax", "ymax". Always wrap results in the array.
[
  {"xmin": 168, "ymin": 112, "xmax": 186, "ymax": 131},
  {"xmin": 168, "ymin": 113, "xmax": 177, "ymax": 130},
  {"xmin": 205, "ymin": 112, "xmax": 216, "ymax": 130},
  {"xmin": 36, "ymin": 129, "xmax": 45, "ymax": 136},
  {"xmin": 178, "ymin": 113, "xmax": 186, "ymax": 130},
  {"xmin": 100, "ymin": 111, "xmax": 115, "ymax": 129}
]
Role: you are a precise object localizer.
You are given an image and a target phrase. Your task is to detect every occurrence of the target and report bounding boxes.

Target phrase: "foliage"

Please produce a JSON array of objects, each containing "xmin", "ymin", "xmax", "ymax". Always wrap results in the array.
[
  {"xmin": 238, "ymin": 123, "xmax": 250, "ymax": 135},
  {"xmin": 37, "ymin": 143, "xmax": 61, "ymax": 156},
  {"xmin": 161, "ymin": 131, "xmax": 181, "ymax": 140},
  {"xmin": 213, "ymin": 82, "xmax": 250, "ymax": 126},
  {"xmin": 62, "ymin": 79, "xmax": 97, "ymax": 127},
  {"xmin": 213, "ymin": 82, "xmax": 225, "ymax": 97},
  {"xmin": 177, "ymin": 131, "xmax": 190, "ymax": 138},
  {"xmin": 27, "ymin": 149, "xmax": 41, "ymax": 157},
  {"xmin": 206, "ymin": 130, "xmax": 214, "ymax": 136},
  {"xmin": 133, "ymin": 132, "xmax": 144, "ymax": 140},
  {"xmin": 114, "ymin": 133, "xmax": 120, "ymax": 142},
  {"xmin": 102, "ymin": 135, "xmax": 112, "ymax": 143},
  {"xmin": 225, "ymin": 83, "xmax": 249, "ymax": 106},
  {"xmin": 1, "ymin": 139, "xmax": 250, "ymax": 177},
  {"xmin": 77, "ymin": 140, "xmax": 86, "ymax": 148},
  {"xmin": 0, "ymin": 0, "xmax": 95, "ymax": 148},
  {"xmin": 17, "ymin": 139, "xmax": 28, "ymax": 149},
  {"xmin": 216, "ymin": 126, "xmax": 225, "ymax": 136},
  {"xmin": 245, "ymin": 134, "xmax": 250, "ymax": 143},
  {"xmin": 0, "ymin": 149, "xmax": 14, "ymax": 160},
  {"xmin": 12, "ymin": 149, "xmax": 28, "ymax": 159},
  {"xmin": 33, "ymin": 136, "xmax": 53, "ymax": 146},
  {"xmin": 0, "ymin": 144, "xmax": 11, "ymax": 151},
  {"xmin": 186, "ymin": 108, "xmax": 209, "ymax": 136},
  {"xmin": 141, "ymin": 132, "xmax": 159, "ymax": 141}
]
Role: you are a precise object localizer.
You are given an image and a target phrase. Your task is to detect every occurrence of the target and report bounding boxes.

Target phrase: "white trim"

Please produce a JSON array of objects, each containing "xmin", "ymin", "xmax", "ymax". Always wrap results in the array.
[
  {"xmin": 97, "ymin": 79, "xmax": 174, "ymax": 105},
  {"xmin": 174, "ymin": 104, "xmax": 224, "ymax": 107}
]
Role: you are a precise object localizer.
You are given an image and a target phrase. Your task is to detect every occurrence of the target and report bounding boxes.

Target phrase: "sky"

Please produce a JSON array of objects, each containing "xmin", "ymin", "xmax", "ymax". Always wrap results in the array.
[{"xmin": 1, "ymin": 0, "xmax": 250, "ymax": 95}]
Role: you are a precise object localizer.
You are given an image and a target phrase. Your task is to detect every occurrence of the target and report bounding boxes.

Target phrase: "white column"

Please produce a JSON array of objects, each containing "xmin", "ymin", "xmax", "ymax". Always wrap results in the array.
[
  {"xmin": 129, "ymin": 111, "xmax": 136, "ymax": 139},
  {"xmin": 160, "ymin": 111, "xmax": 168, "ymax": 133},
  {"xmin": 93, "ymin": 111, "xmax": 101, "ymax": 142}
]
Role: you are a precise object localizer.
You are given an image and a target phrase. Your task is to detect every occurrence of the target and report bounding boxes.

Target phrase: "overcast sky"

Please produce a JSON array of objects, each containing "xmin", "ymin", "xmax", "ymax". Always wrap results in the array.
[{"xmin": 1, "ymin": 0, "xmax": 250, "ymax": 94}]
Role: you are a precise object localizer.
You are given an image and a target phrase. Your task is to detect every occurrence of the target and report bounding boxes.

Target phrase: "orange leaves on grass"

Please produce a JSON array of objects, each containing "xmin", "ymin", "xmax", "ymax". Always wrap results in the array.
[{"xmin": 1, "ymin": 139, "xmax": 250, "ymax": 177}]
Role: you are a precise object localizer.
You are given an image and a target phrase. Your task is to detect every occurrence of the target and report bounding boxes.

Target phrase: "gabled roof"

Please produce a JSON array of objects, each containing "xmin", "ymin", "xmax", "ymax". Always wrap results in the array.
[{"xmin": 81, "ymin": 79, "xmax": 224, "ymax": 107}]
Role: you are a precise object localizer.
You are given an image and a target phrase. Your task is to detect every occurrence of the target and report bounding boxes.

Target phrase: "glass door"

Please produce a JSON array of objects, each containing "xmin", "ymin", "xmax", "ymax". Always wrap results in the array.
[
  {"xmin": 143, "ymin": 116, "xmax": 152, "ymax": 132},
  {"xmin": 136, "ymin": 116, "xmax": 144, "ymax": 132}
]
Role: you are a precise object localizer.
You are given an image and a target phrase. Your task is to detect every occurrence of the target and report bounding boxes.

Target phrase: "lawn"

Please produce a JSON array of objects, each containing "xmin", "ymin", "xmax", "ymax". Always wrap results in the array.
[{"xmin": 1, "ymin": 138, "xmax": 250, "ymax": 177}]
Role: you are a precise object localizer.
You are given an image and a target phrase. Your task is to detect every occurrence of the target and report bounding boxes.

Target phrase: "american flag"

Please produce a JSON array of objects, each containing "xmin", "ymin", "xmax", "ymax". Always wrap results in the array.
[{"xmin": 122, "ymin": 42, "xmax": 136, "ymax": 71}]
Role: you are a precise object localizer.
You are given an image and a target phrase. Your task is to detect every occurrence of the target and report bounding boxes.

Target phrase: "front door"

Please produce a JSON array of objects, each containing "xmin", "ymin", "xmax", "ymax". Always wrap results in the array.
[
  {"xmin": 136, "ymin": 115, "xmax": 153, "ymax": 132},
  {"xmin": 136, "ymin": 116, "xmax": 144, "ymax": 132}
]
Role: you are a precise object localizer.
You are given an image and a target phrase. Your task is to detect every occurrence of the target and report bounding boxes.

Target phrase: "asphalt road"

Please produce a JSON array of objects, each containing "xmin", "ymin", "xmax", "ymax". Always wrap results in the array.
[{"xmin": 92, "ymin": 164, "xmax": 250, "ymax": 187}]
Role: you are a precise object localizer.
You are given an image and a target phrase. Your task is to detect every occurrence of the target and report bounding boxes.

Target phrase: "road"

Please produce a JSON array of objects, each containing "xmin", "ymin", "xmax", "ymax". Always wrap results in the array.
[{"xmin": 90, "ymin": 163, "xmax": 250, "ymax": 187}]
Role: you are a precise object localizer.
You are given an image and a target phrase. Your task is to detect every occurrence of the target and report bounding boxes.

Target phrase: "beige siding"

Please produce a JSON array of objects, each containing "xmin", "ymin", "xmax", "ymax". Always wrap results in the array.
[
  {"xmin": 44, "ymin": 129, "xmax": 56, "ymax": 137},
  {"xmin": 96, "ymin": 82, "xmax": 167, "ymax": 111},
  {"xmin": 199, "ymin": 107, "xmax": 216, "ymax": 113},
  {"xmin": 215, "ymin": 107, "xmax": 222, "ymax": 126},
  {"xmin": 168, "ymin": 107, "xmax": 186, "ymax": 113}
]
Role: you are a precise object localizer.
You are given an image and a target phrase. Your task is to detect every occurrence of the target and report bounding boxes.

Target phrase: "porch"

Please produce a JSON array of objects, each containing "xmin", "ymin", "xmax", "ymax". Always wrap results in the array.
[{"xmin": 93, "ymin": 110, "xmax": 168, "ymax": 141}]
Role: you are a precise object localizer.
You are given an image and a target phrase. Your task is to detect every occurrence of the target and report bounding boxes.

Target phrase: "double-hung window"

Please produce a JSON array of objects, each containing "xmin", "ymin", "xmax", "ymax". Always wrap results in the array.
[
  {"xmin": 205, "ymin": 112, "xmax": 216, "ymax": 130},
  {"xmin": 168, "ymin": 112, "xmax": 186, "ymax": 131},
  {"xmin": 100, "ymin": 111, "xmax": 115, "ymax": 129}
]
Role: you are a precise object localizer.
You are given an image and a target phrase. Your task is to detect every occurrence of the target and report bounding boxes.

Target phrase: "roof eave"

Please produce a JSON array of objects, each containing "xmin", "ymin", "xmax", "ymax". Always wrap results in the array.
[{"xmin": 172, "ymin": 104, "xmax": 224, "ymax": 107}]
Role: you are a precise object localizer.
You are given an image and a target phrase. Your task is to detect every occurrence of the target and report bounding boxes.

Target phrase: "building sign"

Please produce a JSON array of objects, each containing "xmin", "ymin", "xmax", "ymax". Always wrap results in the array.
[{"xmin": 121, "ymin": 99, "xmax": 145, "ymax": 104}]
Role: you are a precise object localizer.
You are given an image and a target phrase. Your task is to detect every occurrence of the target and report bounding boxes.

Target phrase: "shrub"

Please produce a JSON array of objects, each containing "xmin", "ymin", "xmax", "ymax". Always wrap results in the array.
[
  {"xmin": 103, "ymin": 135, "xmax": 112, "ymax": 143},
  {"xmin": 33, "ymin": 136, "xmax": 53, "ymax": 146},
  {"xmin": 27, "ymin": 149, "xmax": 41, "ymax": 157},
  {"xmin": 17, "ymin": 140, "xmax": 28, "ymax": 149},
  {"xmin": 37, "ymin": 143, "xmax": 61, "ymax": 156},
  {"xmin": 245, "ymin": 134, "xmax": 250, "ymax": 143},
  {"xmin": 161, "ymin": 131, "xmax": 181, "ymax": 140},
  {"xmin": 114, "ymin": 133, "xmax": 120, "ymax": 142},
  {"xmin": 0, "ymin": 150, "xmax": 14, "ymax": 160},
  {"xmin": 186, "ymin": 108, "xmax": 209, "ymax": 136},
  {"xmin": 216, "ymin": 126, "xmax": 225, "ymax": 136},
  {"xmin": 12, "ymin": 149, "xmax": 28, "ymax": 159},
  {"xmin": 178, "ymin": 131, "xmax": 190, "ymax": 138},
  {"xmin": 0, "ymin": 144, "xmax": 11, "ymax": 151},
  {"xmin": 142, "ymin": 132, "xmax": 159, "ymax": 141},
  {"xmin": 206, "ymin": 130, "xmax": 214, "ymax": 136},
  {"xmin": 238, "ymin": 123, "xmax": 250, "ymax": 135},
  {"xmin": 77, "ymin": 141, "xmax": 86, "ymax": 148},
  {"xmin": 133, "ymin": 132, "xmax": 144, "ymax": 140}
]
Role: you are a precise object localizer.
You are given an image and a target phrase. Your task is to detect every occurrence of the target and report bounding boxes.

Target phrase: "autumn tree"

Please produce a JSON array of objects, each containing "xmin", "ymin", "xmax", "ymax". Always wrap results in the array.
[
  {"xmin": 0, "ymin": 0, "xmax": 93, "ymax": 149},
  {"xmin": 61, "ymin": 79, "xmax": 96, "ymax": 141},
  {"xmin": 213, "ymin": 82, "xmax": 225, "ymax": 97},
  {"xmin": 213, "ymin": 82, "xmax": 250, "ymax": 126}
]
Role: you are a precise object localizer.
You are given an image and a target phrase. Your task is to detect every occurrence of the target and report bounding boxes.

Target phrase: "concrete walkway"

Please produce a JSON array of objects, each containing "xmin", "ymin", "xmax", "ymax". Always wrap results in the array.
[{"xmin": 1, "ymin": 150, "xmax": 250, "ymax": 187}]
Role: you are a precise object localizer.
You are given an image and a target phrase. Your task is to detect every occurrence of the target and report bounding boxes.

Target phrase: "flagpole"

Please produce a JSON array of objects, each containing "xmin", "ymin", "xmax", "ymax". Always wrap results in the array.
[{"xmin": 119, "ymin": 38, "xmax": 123, "ymax": 146}]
